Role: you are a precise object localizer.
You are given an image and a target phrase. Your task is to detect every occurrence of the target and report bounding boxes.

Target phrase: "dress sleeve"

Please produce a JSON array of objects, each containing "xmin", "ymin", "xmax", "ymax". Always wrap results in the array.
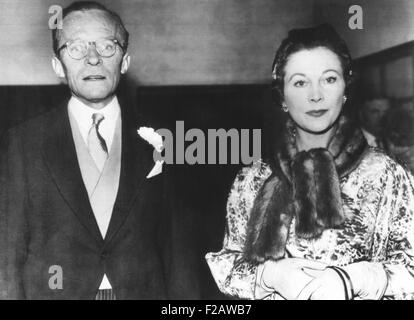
[
  {"xmin": 353, "ymin": 156, "xmax": 414, "ymax": 299},
  {"xmin": 205, "ymin": 161, "xmax": 272, "ymax": 299},
  {"xmin": 380, "ymin": 162, "xmax": 414, "ymax": 299}
]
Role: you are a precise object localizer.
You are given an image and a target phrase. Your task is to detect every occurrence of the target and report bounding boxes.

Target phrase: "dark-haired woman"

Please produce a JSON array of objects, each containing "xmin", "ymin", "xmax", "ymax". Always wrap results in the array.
[{"xmin": 206, "ymin": 24, "xmax": 414, "ymax": 300}]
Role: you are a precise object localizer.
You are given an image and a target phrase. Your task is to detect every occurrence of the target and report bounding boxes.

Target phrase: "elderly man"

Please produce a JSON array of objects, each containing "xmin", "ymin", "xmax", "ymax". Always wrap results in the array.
[{"xmin": 0, "ymin": 1, "xmax": 197, "ymax": 299}]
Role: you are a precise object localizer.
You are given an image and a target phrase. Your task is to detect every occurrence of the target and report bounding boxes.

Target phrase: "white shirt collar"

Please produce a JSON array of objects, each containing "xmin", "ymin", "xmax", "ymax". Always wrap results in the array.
[
  {"xmin": 361, "ymin": 128, "xmax": 378, "ymax": 147},
  {"xmin": 68, "ymin": 95, "xmax": 120, "ymax": 152}
]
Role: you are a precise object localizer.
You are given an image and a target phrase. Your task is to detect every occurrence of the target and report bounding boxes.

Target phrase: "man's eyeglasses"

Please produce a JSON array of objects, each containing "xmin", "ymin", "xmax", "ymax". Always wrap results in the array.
[{"xmin": 57, "ymin": 39, "xmax": 125, "ymax": 60}]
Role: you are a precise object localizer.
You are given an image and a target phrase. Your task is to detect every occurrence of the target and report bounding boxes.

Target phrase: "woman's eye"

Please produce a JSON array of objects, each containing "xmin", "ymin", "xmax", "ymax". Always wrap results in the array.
[
  {"xmin": 293, "ymin": 80, "xmax": 306, "ymax": 87},
  {"xmin": 325, "ymin": 76, "xmax": 337, "ymax": 84}
]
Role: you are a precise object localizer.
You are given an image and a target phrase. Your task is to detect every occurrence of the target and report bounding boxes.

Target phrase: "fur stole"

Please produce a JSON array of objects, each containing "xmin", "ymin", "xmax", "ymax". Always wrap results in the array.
[{"xmin": 243, "ymin": 115, "xmax": 368, "ymax": 263}]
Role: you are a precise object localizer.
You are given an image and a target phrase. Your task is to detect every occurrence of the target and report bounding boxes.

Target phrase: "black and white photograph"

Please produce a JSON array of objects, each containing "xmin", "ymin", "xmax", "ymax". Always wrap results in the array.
[{"xmin": 0, "ymin": 0, "xmax": 413, "ymax": 307}]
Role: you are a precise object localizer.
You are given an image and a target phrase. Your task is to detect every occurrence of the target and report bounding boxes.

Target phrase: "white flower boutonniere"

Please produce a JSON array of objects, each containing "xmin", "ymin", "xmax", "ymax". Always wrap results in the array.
[
  {"xmin": 137, "ymin": 127, "xmax": 164, "ymax": 178},
  {"xmin": 137, "ymin": 127, "xmax": 163, "ymax": 152}
]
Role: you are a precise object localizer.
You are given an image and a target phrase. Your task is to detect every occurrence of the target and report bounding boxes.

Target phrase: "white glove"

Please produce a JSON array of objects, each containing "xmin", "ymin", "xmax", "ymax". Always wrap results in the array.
[
  {"xmin": 342, "ymin": 262, "xmax": 388, "ymax": 300},
  {"xmin": 255, "ymin": 258, "xmax": 328, "ymax": 300},
  {"xmin": 297, "ymin": 267, "xmax": 348, "ymax": 300},
  {"xmin": 297, "ymin": 262, "xmax": 388, "ymax": 300}
]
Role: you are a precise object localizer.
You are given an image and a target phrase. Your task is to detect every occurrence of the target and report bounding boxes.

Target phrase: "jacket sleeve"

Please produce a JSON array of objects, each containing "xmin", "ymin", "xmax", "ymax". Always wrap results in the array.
[
  {"xmin": 0, "ymin": 129, "xmax": 30, "ymax": 299},
  {"xmin": 381, "ymin": 162, "xmax": 414, "ymax": 299},
  {"xmin": 205, "ymin": 162, "xmax": 271, "ymax": 299},
  {"xmin": 343, "ymin": 159, "xmax": 414, "ymax": 300},
  {"xmin": 159, "ymin": 165, "xmax": 201, "ymax": 299}
]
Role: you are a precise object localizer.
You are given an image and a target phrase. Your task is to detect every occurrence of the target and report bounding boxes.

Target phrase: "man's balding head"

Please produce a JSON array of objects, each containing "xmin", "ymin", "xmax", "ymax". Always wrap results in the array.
[
  {"xmin": 52, "ymin": 1, "xmax": 129, "ymax": 56},
  {"xmin": 50, "ymin": 1, "xmax": 131, "ymax": 109}
]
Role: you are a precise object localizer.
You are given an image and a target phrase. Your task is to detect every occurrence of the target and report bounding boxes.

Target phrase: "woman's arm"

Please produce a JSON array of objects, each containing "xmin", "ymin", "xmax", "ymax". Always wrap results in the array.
[
  {"xmin": 326, "ymin": 158, "xmax": 414, "ymax": 300},
  {"xmin": 205, "ymin": 246, "xmax": 259, "ymax": 299},
  {"xmin": 378, "ymin": 162, "xmax": 414, "ymax": 299},
  {"xmin": 205, "ymin": 161, "xmax": 272, "ymax": 299}
]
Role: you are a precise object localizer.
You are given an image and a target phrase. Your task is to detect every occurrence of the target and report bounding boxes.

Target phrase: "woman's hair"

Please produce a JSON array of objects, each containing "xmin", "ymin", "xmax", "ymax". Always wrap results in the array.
[{"xmin": 271, "ymin": 23, "xmax": 353, "ymax": 106}]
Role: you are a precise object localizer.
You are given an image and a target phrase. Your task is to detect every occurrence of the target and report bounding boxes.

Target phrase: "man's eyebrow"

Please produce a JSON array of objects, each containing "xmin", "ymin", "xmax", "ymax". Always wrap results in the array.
[
  {"xmin": 63, "ymin": 36, "xmax": 117, "ymax": 42},
  {"xmin": 323, "ymin": 69, "xmax": 341, "ymax": 75},
  {"xmin": 287, "ymin": 73, "xmax": 306, "ymax": 82}
]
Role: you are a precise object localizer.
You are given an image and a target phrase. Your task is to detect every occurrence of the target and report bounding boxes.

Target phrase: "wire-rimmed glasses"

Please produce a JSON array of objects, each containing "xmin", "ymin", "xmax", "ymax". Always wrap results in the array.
[{"xmin": 57, "ymin": 38, "xmax": 124, "ymax": 60}]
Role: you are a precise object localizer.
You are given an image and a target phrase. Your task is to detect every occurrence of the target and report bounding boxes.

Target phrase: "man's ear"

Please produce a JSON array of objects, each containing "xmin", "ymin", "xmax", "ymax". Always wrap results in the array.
[
  {"xmin": 51, "ymin": 56, "xmax": 66, "ymax": 78},
  {"xmin": 120, "ymin": 53, "xmax": 130, "ymax": 74}
]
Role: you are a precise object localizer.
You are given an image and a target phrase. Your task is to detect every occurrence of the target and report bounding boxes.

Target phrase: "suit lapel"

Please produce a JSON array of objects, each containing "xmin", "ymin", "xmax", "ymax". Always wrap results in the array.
[
  {"xmin": 104, "ymin": 111, "xmax": 154, "ymax": 244},
  {"xmin": 42, "ymin": 102, "xmax": 104, "ymax": 244}
]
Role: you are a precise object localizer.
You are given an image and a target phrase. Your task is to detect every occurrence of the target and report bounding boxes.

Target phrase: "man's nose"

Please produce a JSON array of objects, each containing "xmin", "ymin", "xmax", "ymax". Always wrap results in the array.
[
  {"xmin": 85, "ymin": 46, "xmax": 102, "ymax": 66},
  {"xmin": 309, "ymin": 83, "xmax": 323, "ymax": 103}
]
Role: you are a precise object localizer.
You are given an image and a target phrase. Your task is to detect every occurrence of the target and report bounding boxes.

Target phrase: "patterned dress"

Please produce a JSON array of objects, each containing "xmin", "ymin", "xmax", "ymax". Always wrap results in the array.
[{"xmin": 205, "ymin": 148, "xmax": 414, "ymax": 300}]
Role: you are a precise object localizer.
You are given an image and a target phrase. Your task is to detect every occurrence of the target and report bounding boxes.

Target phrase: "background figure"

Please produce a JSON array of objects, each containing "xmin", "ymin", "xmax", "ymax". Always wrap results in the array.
[
  {"xmin": 358, "ymin": 96, "xmax": 414, "ymax": 174},
  {"xmin": 358, "ymin": 97, "xmax": 391, "ymax": 149},
  {"xmin": 206, "ymin": 24, "xmax": 414, "ymax": 300},
  {"xmin": 383, "ymin": 105, "xmax": 414, "ymax": 173}
]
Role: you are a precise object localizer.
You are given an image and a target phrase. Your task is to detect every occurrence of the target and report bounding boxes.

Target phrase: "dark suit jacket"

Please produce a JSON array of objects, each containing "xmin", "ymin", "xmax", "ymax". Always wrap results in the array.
[{"xmin": 0, "ymin": 101, "xmax": 199, "ymax": 299}]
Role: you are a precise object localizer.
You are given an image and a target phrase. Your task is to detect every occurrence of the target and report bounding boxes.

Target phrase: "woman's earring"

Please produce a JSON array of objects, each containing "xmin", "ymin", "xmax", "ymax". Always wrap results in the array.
[
  {"xmin": 343, "ymin": 95, "xmax": 347, "ymax": 104},
  {"xmin": 281, "ymin": 103, "xmax": 288, "ymax": 113}
]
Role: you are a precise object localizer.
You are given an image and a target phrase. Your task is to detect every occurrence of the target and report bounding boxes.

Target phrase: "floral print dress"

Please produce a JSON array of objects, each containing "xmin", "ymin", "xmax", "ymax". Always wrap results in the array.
[{"xmin": 205, "ymin": 148, "xmax": 414, "ymax": 300}]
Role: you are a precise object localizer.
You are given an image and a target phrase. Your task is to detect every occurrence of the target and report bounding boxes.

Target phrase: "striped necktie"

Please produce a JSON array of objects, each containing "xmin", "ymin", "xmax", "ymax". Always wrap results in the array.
[
  {"xmin": 88, "ymin": 113, "xmax": 108, "ymax": 172},
  {"xmin": 95, "ymin": 288, "xmax": 116, "ymax": 300}
]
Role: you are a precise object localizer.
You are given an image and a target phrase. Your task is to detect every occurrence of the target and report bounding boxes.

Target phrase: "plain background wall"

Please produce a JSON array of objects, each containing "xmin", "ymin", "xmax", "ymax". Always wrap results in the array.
[
  {"xmin": 0, "ymin": 0, "xmax": 314, "ymax": 85},
  {"xmin": 314, "ymin": 0, "xmax": 414, "ymax": 58},
  {"xmin": 3, "ymin": 0, "xmax": 413, "ymax": 85}
]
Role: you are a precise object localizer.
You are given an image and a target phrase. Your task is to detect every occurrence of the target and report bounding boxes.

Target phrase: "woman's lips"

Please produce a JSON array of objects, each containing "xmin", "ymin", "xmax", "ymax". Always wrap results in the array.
[{"xmin": 306, "ymin": 109, "xmax": 328, "ymax": 117}]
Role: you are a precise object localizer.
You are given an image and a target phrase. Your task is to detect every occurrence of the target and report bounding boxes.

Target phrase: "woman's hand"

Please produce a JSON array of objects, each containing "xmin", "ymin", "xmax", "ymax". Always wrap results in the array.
[
  {"xmin": 296, "ymin": 267, "xmax": 347, "ymax": 300},
  {"xmin": 258, "ymin": 258, "xmax": 327, "ymax": 300},
  {"xmin": 297, "ymin": 262, "xmax": 388, "ymax": 300}
]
